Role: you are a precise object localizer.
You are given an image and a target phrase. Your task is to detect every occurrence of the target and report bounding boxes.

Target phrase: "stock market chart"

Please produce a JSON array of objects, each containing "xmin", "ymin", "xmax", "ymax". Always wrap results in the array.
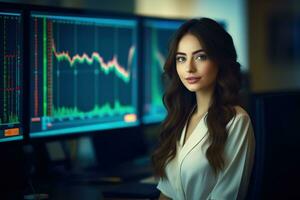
[
  {"xmin": 30, "ymin": 13, "xmax": 139, "ymax": 137},
  {"xmin": 0, "ymin": 11, "xmax": 23, "ymax": 142},
  {"xmin": 142, "ymin": 19, "xmax": 183, "ymax": 124}
]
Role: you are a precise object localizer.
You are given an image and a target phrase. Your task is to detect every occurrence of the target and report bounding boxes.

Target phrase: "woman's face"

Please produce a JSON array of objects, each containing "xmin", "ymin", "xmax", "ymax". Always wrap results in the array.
[{"xmin": 176, "ymin": 33, "xmax": 218, "ymax": 93}]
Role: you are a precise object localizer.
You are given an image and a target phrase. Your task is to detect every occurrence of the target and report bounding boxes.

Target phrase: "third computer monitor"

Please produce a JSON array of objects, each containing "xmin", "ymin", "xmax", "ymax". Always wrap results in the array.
[{"xmin": 142, "ymin": 18, "xmax": 184, "ymax": 124}]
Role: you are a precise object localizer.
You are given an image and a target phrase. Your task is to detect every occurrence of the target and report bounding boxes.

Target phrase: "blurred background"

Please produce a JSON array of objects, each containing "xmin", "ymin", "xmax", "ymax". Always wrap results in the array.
[
  {"xmin": 1, "ymin": 0, "xmax": 299, "ymax": 91},
  {"xmin": 0, "ymin": 0, "xmax": 299, "ymax": 199}
]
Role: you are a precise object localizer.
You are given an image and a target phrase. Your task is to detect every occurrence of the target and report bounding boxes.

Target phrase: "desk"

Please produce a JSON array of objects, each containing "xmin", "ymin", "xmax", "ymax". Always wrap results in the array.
[{"xmin": 23, "ymin": 180, "xmax": 159, "ymax": 200}]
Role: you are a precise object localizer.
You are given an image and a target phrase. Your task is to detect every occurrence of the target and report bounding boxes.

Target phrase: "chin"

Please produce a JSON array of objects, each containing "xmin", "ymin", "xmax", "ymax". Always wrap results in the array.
[{"xmin": 185, "ymin": 85, "xmax": 203, "ymax": 92}]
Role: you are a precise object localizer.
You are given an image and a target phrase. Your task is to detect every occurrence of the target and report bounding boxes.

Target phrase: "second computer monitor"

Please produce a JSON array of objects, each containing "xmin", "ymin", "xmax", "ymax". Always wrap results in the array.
[{"xmin": 29, "ymin": 11, "xmax": 139, "ymax": 138}]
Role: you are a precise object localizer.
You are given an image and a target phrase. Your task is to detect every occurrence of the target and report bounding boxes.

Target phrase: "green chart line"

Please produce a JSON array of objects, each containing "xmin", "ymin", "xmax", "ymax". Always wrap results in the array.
[
  {"xmin": 0, "ymin": 113, "xmax": 19, "ymax": 125},
  {"xmin": 52, "ymin": 100, "xmax": 134, "ymax": 119}
]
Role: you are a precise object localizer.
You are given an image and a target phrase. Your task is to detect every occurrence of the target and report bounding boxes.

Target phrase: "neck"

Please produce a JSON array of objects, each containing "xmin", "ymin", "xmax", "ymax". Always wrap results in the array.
[{"xmin": 195, "ymin": 85, "xmax": 215, "ymax": 115}]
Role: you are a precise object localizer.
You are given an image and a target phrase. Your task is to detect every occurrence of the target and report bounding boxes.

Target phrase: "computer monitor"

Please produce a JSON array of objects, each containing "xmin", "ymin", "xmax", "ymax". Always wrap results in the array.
[
  {"xmin": 0, "ymin": 11, "xmax": 23, "ymax": 142},
  {"xmin": 29, "ymin": 11, "xmax": 139, "ymax": 138},
  {"xmin": 141, "ymin": 18, "xmax": 184, "ymax": 124}
]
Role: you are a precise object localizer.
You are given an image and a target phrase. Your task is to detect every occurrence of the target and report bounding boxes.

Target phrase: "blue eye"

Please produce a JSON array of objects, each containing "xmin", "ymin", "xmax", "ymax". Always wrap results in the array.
[{"xmin": 176, "ymin": 56, "xmax": 186, "ymax": 63}]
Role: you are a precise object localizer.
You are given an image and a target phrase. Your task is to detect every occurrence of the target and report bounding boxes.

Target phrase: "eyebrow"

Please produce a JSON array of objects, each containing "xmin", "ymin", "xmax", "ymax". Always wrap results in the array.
[{"xmin": 176, "ymin": 49, "xmax": 205, "ymax": 56}]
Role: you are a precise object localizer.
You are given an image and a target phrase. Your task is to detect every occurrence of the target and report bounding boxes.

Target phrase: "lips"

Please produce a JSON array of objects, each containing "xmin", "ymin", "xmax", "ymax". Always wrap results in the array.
[{"xmin": 186, "ymin": 76, "xmax": 201, "ymax": 84}]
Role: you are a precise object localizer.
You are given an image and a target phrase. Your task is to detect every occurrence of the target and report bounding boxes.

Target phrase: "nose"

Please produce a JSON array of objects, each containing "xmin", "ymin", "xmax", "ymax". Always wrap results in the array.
[{"xmin": 186, "ymin": 59, "xmax": 196, "ymax": 73}]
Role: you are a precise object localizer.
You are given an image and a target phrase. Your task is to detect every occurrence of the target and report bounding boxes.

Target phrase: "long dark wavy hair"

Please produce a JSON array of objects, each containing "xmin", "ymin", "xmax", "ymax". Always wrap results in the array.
[{"xmin": 152, "ymin": 18, "xmax": 242, "ymax": 178}]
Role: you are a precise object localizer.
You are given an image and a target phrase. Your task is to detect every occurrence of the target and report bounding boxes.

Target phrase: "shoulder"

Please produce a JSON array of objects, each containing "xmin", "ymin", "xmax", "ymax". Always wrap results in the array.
[
  {"xmin": 225, "ymin": 105, "xmax": 255, "ymax": 154},
  {"xmin": 226, "ymin": 105, "xmax": 252, "ymax": 129},
  {"xmin": 233, "ymin": 105, "xmax": 250, "ymax": 118},
  {"xmin": 233, "ymin": 105, "xmax": 251, "ymax": 121}
]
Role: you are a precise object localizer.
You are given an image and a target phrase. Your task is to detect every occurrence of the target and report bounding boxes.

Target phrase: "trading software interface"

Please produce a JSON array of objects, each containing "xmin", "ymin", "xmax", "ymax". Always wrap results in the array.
[
  {"xmin": 0, "ymin": 11, "xmax": 23, "ymax": 142},
  {"xmin": 30, "ymin": 12, "xmax": 139, "ymax": 137},
  {"xmin": 142, "ymin": 19, "xmax": 183, "ymax": 124}
]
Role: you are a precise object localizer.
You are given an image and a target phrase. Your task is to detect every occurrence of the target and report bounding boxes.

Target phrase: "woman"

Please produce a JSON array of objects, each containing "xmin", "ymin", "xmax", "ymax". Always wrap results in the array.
[{"xmin": 152, "ymin": 18, "xmax": 255, "ymax": 200}]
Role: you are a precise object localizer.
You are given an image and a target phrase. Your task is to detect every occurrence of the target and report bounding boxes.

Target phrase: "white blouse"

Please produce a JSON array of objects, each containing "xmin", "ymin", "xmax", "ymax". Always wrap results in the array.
[{"xmin": 157, "ymin": 106, "xmax": 255, "ymax": 200}]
